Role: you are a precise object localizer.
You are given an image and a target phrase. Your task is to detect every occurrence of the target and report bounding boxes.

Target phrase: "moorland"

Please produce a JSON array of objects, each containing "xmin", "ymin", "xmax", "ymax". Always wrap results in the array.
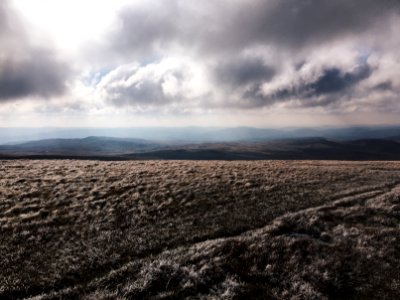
[{"xmin": 1, "ymin": 160, "xmax": 399, "ymax": 299}]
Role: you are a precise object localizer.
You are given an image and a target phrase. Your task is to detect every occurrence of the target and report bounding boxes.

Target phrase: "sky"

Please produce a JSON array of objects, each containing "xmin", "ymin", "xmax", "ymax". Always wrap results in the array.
[{"xmin": 0, "ymin": 0, "xmax": 399, "ymax": 127}]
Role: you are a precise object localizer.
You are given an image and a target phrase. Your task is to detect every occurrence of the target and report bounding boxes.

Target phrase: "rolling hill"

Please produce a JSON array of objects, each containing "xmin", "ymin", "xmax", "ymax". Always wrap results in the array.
[
  {"xmin": 0, "ymin": 136, "xmax": 164, "ymax": 157},
  {"xmin": 1, "ymin": 136, "xmax": 400, "ymax": 160}
]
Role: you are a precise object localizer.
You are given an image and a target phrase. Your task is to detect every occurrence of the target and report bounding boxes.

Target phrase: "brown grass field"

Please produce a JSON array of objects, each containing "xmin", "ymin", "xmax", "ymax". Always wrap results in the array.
[{"xmin": 1, "ymin": 160, "xmax": 399, "ymax": 299}]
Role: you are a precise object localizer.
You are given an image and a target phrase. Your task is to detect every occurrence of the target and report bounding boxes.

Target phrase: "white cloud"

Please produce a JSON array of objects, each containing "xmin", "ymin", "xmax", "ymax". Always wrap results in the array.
[{"xmin": 95, "ymin": 57, "xmax": 211, "ymax": 112}]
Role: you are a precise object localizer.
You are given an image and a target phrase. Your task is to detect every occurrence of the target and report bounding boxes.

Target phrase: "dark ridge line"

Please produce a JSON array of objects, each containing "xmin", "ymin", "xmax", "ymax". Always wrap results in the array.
[
  {"xmin": 0, "ymin": 155, "xmax": 131, "ymax": 161},
  {"xmin": 1, "ymin": 154, "xmax": 400, "ymax": 161}
]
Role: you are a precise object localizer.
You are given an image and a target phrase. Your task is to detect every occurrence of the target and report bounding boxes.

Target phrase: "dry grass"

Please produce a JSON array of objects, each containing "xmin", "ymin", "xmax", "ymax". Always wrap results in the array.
[{"xmin": 0, "ymin": 160, "xmax": 399, "ymax": 299}]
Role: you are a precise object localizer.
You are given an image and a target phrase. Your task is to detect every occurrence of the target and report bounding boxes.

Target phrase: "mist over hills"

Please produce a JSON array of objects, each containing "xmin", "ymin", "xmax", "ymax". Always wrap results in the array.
[{"xmin": 1, "ymin": 126, "xmax": 400, "ymax": 145}]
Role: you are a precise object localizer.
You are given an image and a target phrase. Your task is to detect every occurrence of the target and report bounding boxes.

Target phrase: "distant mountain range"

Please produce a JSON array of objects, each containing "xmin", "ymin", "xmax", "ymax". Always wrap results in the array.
[
  {"xmin": 2, "ymin": 126, "xmax": 400, "ymax": 144},
  {"xmin": 1, "ymin": 136, "xmax": 400, "ymax": 160},
  {"xmin": 0, "ymin": 136, "xmax": 165, "ymax": 157}
]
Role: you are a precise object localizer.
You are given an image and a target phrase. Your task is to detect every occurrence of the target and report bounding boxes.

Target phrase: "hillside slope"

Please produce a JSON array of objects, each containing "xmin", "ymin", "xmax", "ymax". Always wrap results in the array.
[
  {"xmin": 2, "ymin": 136, "xmax": 400, "ymax": 160},
  {"xmin": 0, "ymin": 136, "xmax": 163, "ymax": 156}
]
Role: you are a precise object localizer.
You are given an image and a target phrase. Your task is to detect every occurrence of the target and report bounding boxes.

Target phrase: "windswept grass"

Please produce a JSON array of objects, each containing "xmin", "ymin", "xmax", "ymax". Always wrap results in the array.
[{"xmin": 0, "ymin": 160, "xmax": 399, "ymax": 299}]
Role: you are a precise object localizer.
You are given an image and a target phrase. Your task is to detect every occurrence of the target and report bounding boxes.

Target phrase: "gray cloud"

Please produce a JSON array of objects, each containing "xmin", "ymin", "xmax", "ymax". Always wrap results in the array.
[
  {"xmin": 214, "ymin": 57, "xmax": 275, "ymax": 88},
  {"xmin": 224, "ymin": 0, "xmax": 399, "ymax": 50},
  {"xmin": 255, "ymin": 64, "xmax": 373, "ymax": 106},
  {"xmin": 0, "ymin": 50, "xmax": 70, "ymax": 101},
  {"xmin": 304, "ymin": 65, "xmax": 372, "ymax": 97},
  {"xmin": 109, "ymin": 0, "xmax": 400, "ymax": 58},
  {"xmin": 0, "ymin": 0, "xmax": 71, "ymax": 102},
  {"xmin": 373, "ymin": 81, "xmax": 393, "ymax": 92},
  {"xmin": 104, "ymin": 75, "xmax": 168, "ymax": 107},
  {"xmin": 111, "ymin": 1, "xmax": 179, "ymax": 60}
]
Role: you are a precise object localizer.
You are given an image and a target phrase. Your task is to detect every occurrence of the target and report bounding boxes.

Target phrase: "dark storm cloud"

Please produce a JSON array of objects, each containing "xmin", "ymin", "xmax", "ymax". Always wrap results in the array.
[
  {"xmin": 110, "ymin": 0, "xmax": 399, "ymax": 57},
  {"xmin": 0, "ymin": 51, "xmax": 69, "ymax": 101},
  {"xmin": 257, "ymin": 64, "xmax": 373, "ymax": 107},
  {"xmin": 225, "ymin": 0, "xmax": 399, "ymax": 50},
  {"xmin": 307, "ymin": 65, "xmax": 372, "ymax": 96},
  {"xmin": 214, "ymin": 57, "xmax": 275, "ymax": 87},
  {"xmin": 0, "ymin": 0, "xmax": 70, "ymax": 102}
]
